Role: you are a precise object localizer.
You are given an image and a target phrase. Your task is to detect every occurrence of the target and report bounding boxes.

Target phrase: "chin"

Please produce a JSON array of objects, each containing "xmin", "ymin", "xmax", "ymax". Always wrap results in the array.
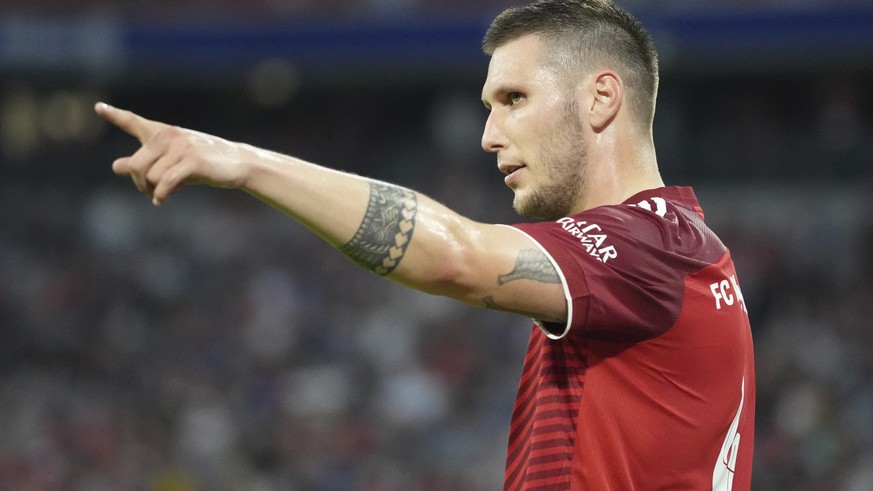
[
  {"xmin": 514, "ymin": 203, "xmax": 555, "ymax": 221},
  {"xmin": 513, "ymin": 193, "xmax": 570, "ymax": 222},
  {"xmin": 511, "ymin": 195, "xmax": 533, "ymax": 218}
]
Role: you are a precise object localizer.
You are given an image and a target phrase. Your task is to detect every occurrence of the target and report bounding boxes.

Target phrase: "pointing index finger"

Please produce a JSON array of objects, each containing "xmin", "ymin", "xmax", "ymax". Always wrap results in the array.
[{"xmin": 94, "ymin": 102, "xmax": 162, "ymax": 144}]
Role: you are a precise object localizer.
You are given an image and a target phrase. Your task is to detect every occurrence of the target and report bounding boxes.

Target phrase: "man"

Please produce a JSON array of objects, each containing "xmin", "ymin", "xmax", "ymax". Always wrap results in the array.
[{"xmin": 95, "ymin": 0, "xmax": 755, "ymax": 489}]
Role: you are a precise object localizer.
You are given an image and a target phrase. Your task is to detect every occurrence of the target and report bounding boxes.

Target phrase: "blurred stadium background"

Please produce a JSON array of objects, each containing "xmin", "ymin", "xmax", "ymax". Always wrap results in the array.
[{"xmin": 1, "ymin": 0, "xmax": 872, "ymax": 489}]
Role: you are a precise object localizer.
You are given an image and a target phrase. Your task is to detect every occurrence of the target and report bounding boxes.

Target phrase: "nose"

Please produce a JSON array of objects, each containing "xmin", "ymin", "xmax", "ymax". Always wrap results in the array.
[{"xmin": 481, "ymin": 111, "xmax": 507, "ymax": 153}]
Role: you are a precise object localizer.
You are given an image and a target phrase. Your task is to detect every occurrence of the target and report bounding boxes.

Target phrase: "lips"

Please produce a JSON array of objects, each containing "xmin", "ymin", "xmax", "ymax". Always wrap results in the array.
[{"xmin": 498, "ymin": 162, "xmax": 526, "ymax": 187}]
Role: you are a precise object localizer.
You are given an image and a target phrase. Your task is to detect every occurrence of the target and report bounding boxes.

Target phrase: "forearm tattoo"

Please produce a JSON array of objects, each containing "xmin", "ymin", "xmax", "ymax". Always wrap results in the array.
[
  {"xmin": 340, "ymin": 182, "xmax": 417, "ymax": 276},
  {"xmin": 498, "ymin": 249, "xmax": 561, "ymax": 285}
]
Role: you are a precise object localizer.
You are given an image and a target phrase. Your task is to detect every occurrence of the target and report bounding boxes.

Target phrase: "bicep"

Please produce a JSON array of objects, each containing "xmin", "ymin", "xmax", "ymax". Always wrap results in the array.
[
  {"xmin": 400, "ymin": 216, "xmax": 568, "ymax": 323},
  {"xmin": 476, "ymin": 228, "xmax": 568, "ymax": 323}
]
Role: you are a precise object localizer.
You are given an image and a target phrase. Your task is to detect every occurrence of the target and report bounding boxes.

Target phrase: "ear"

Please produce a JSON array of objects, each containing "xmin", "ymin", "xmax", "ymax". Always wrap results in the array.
[{"xmin": 587, "ymin": 70, "xmax": 624, "ymax": 131}]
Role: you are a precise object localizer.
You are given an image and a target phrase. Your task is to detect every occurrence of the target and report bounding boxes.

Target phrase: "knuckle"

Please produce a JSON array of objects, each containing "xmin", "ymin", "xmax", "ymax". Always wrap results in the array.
[
  {"xmin": 162, "ymin": 125, "xmax": 183, "ymax": 138},
  {"xmin": 153, "ymin": 125, "xmax": 182, "ymax": 144}
]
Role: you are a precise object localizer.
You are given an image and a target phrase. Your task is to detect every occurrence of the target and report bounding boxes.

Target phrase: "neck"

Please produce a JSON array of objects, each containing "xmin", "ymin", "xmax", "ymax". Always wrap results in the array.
[{"xmin": 574, "ymin": 128, "xmax": 663, "ymax": 212}]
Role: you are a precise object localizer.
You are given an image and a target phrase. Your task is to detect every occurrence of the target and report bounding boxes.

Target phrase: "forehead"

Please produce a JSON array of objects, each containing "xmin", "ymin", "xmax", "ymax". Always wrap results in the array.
[{"xmin": 482, "ymin": 34, "xmax": 558, "ymax": 95}]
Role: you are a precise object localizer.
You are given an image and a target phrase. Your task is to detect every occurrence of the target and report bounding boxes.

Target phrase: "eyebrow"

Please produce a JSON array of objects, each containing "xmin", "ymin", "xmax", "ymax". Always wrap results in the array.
[{"xmin": 480, "ymin": 83, "xmax": 516, "ymax": 110}]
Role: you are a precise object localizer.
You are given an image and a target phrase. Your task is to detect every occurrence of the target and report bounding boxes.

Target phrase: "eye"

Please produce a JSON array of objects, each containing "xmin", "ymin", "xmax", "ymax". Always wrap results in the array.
[{"xmin": 509, "ymin": 92, "xmax": 525, "ymax": 106}]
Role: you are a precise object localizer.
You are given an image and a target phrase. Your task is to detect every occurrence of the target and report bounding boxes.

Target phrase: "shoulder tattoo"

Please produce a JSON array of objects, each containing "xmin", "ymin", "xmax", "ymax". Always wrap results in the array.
[
  {"xmin": 340, "ymin": 182, "xmax": 417, "ymax": 275},
  {"xmin": 498, "ymin": 249, "xmax": 561, "ymax": 285}
]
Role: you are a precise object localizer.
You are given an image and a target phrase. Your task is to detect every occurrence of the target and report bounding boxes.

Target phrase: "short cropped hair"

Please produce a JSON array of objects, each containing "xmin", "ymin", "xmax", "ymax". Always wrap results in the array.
[{"xmin": 483, "ymin": 0, "xmax": 659, "ymax": 128}]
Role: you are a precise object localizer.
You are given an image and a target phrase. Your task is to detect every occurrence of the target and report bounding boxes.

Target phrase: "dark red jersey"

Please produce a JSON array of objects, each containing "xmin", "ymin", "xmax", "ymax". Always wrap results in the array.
[{"xmin": 506, "ymin": 187, "xmax": 755, "ymax": 491}]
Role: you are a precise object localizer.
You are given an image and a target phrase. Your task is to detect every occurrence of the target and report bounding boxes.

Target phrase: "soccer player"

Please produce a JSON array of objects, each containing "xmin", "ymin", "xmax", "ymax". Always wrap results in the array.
[{"xmin": 95, "ymin": 0, "xmax": 755, "ymax": 489}]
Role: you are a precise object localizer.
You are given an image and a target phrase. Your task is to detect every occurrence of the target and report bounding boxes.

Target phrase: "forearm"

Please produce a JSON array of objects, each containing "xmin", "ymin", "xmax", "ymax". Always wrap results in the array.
[
  {"xmin": 242, "ymin": 145, "xmax": 371, "ymax": 248},
  {"xmin": 241, "ymin": 145, "xmax": 475, "ymax": 293}
]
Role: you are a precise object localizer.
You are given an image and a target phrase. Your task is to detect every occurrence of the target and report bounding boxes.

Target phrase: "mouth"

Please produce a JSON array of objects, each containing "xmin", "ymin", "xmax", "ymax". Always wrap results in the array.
[{"xmin": 498, "ymin": 162, "xmax": 526, "ymax": 187}]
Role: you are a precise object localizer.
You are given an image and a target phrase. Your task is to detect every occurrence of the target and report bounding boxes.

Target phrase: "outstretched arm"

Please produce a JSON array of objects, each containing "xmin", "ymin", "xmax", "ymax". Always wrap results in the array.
[{"xmin": 94, "ymin": 102, "xmax": 567, "ymax": 323}]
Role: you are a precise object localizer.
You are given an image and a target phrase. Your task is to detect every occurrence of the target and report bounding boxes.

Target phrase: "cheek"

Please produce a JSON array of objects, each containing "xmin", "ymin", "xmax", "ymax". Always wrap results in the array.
[
  {"xmin": 506, "ymin": 94, "xmax": 572, "ymax": 154},
  {"xmin": 510, "ymin": 112, "xmax": 552, "ymax": 149}
]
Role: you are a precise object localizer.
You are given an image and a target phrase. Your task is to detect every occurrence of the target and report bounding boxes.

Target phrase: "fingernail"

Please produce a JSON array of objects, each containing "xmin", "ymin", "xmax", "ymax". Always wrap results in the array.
[{"xmin": 152, "ymin": 197, "xmax": 161, "ymax": 206}]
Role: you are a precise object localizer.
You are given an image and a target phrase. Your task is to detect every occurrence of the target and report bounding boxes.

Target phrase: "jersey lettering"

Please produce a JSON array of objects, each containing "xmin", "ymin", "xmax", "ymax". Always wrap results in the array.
[
  {"xmin": 556, "ymin": 217, "xmax": 618, "ymax": 263},
  {"xmin": 709, "ymin": 275, "xmax": 747, "ymax": 313}
]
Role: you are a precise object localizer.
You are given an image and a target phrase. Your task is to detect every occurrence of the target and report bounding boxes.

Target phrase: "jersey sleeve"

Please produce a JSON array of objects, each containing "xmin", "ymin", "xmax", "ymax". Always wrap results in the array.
[{"xmin": 512, "ymin": 202, "xmax": 717, "ymax": 341}]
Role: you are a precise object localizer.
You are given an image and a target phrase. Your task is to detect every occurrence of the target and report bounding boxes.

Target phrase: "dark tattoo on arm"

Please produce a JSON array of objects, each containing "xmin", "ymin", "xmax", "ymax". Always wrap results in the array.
[
  {"xmin": 498, "ymin": 249, "xmax": 561, "ymax": 285},
  {"xmin": 481, "ymin": 249, "xmax": 563, "ymax": 322},
  {"xmin": 340, "ymin": 182, "xmax": 417, "ymax": 276}
]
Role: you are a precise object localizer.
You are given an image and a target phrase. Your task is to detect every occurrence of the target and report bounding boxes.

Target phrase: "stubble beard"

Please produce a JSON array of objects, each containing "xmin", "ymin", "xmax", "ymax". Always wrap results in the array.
[{"xmin": 513, "ymin": 104, "xmax": 588, "ymax": 221}]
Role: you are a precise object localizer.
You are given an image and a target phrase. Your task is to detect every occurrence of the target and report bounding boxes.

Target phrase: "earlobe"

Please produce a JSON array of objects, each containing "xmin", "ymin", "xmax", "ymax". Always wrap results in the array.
[{"xmin": 588, "ymin": 71, "xmax": 623, "ymax": 130}]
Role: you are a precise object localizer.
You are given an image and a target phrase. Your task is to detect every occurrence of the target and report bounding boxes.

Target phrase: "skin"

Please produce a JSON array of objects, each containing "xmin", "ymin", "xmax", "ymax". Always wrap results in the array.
[
  {"xmin": 481, "ymin": 36, "xmax": 591, "ymax": 221},
  {"xmin": 93, "ymin": 33, "xmax": 662, "ymax": 326},
  {"xmin": 481, "ymin": 34, "xmax": 664, "ymax": 217}
]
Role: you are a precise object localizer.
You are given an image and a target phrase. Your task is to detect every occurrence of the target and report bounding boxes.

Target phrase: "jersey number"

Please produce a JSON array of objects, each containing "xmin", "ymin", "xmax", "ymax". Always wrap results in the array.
[
  {"xmin": 712, "ymin": 378, "xmax": 745, "ymax": 490},
  {"xmin": 631, "ymin": 197, "xmax": 668, "ymax": 218}
]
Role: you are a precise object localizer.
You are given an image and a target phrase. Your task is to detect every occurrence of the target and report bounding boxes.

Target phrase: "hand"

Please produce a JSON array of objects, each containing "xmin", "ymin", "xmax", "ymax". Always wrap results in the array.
[{"xmin": 94, "ymin": 102, "xmax": 251, "ymax": 205}]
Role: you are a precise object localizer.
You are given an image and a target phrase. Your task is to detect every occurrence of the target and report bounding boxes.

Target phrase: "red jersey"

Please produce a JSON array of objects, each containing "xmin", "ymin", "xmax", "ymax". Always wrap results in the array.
[{"xmin": 505, "ymin": 187, "xmax": 755, "ymax": 490}]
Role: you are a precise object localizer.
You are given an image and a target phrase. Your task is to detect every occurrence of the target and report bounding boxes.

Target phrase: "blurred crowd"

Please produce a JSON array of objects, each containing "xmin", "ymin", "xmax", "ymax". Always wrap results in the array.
[{"xmin": 2, "ymin": 1, "xmax": 873, "ymax": 489}]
